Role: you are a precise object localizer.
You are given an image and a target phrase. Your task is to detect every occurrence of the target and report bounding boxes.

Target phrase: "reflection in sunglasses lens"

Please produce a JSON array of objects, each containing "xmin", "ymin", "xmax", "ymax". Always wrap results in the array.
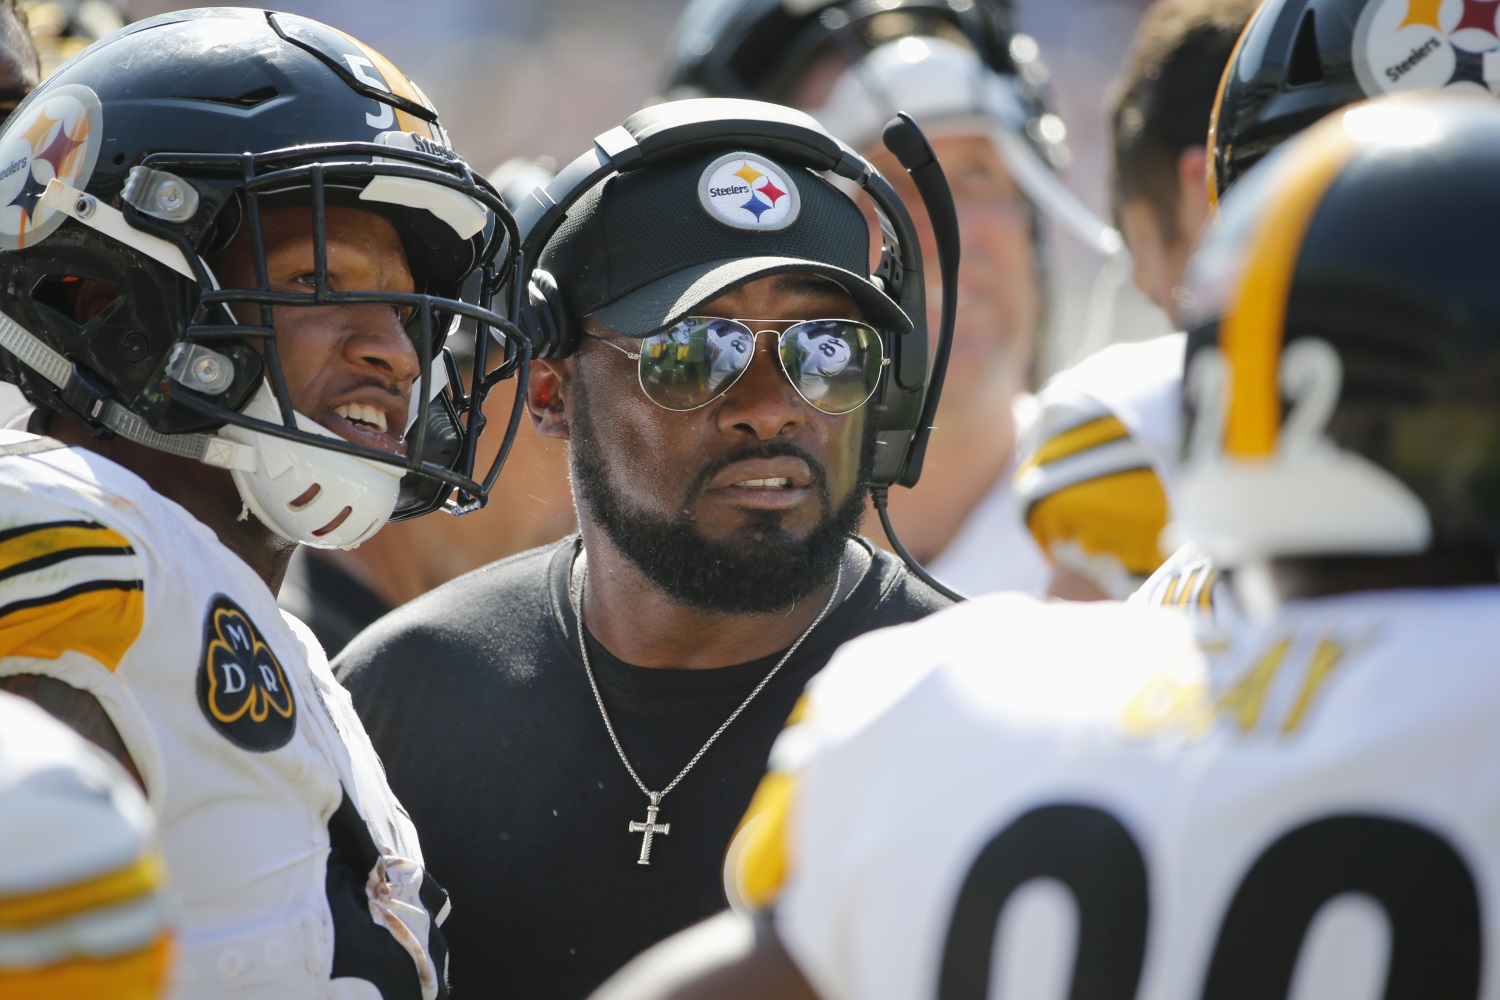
[{"xmin": 637, "ymin": 318, "xmax": 883, "ymax": 414}]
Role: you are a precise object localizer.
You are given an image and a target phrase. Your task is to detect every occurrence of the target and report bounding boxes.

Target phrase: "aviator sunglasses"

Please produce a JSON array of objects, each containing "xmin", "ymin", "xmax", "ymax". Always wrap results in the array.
[{"xmin": 584, "ymin": 316, "xmax": 889, "ymax": 415}]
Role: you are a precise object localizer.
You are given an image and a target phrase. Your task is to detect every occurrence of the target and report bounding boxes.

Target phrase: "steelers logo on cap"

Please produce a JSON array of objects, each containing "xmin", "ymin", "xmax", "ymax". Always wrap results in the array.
[
  {"xmin": 1353, "ymin": 0, "xmax": 1500, "ymax": 97},
  {"xmin": 0, "ymin": 84, "xmax": 103, "ymax": 251},
  {"xmin": 698, "ymin": 152, "xmax": 801, "ymax": 232}
]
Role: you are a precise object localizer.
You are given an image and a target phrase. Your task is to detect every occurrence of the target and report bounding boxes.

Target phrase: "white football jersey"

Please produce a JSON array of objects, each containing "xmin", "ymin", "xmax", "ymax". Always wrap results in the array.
[
  {"xmin": 1129, "ymin": 541, "xmax": 1235, "ymax": 629},
  {"xmin": 0, "ymin": 432, "xmax": 448, "ymax": 1000},
  {"xmin": 1015, "ymin": 335, "xmax": 1184, "ymax": 597},
  {"xmin": 0, "ymin": 690, "xmax": 168, "ymax": 998},
  {"xmin": 736, "ymin": 589, "xmax": 1500, "ymax": 999}
]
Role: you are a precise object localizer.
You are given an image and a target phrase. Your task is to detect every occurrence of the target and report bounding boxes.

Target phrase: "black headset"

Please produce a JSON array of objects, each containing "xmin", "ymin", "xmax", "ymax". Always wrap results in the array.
[{"xmin": 511, "ymin": 97, "xmax": 960, "ymax": 496}]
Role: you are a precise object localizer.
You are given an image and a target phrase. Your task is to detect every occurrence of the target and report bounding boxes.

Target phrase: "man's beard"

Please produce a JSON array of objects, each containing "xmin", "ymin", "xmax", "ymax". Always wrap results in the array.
[{"xmin": 569, "ymin": 381, "xmax": 873, "ymax": 615}]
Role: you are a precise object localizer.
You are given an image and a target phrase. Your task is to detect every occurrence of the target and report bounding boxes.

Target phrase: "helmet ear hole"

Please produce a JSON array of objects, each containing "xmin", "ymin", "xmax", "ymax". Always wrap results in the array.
[{"xmin": 30, "ymin": 275, "xmax": 121, "ymax": 323}]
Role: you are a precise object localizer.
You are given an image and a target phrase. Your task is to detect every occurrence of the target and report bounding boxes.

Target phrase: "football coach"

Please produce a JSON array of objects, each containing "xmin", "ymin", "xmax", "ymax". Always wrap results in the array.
[{"xmin": 336, "ymin": 99, "xmax": 953, "ymax": 998}]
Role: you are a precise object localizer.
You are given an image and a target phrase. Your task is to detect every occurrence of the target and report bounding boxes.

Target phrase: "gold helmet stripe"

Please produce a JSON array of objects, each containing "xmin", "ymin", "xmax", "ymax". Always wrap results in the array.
[
  {"xmin": 1206, "ymin": 1, "xmax": 1269, "ymax": 215},
  {"xmin": 1220, "ymin": 116, "xmax": 1359, "ymax": 458},
  {"xmin": 347, "ymin": 37, "xmax": 438, "ymax": 137},
  {"xmin": 325, "ymin": 24, "xmax": 442, "ymax": 140}
]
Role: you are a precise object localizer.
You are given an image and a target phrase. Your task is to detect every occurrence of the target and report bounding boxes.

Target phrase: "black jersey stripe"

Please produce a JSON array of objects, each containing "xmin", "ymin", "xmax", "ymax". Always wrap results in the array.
[
  {"xmin": 0, "ymin": 546, "xmax": 139, "ymax": 585},
  {"xmin": 0, "ymin": 519, "xmax": 126, "ymax": 546},
  {"xmin": 0, "ymin": 578, "xmax": 144, "ymax": 622}
]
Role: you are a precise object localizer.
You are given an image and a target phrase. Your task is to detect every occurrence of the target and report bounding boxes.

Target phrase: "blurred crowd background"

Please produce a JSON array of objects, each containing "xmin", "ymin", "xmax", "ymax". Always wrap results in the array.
[
  {"xmin": 22, "ymin": 0, "xmax": 1165, "ymax": 599},
  {"xmin": 122, "ymin": 0, "xmax": 1167, "ymax": 361}
]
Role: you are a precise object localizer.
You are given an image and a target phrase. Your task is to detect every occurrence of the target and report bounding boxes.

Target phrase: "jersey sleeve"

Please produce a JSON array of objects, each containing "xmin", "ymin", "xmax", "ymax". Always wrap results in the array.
[
  {"xmin": 0, "ymin": 516, "xmax": 144, "ymax": 668},
  {"xmin": 0, "ymin": 693, "xmax": 170, "ymax": 1000},
  {"xmin": 1014, "ymin": 383, "xmax": 1170, "ymax": 597},
  {"xmin": 0, "ymin": 500, "xmax": 156, "ymax": 793},
  {"xmin": 723, "ymin": 696, "xmax": 809, "ymax": 914}
]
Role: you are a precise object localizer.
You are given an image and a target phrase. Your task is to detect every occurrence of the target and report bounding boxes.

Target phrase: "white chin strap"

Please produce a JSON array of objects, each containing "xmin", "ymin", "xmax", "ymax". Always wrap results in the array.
[
  {"xmin": 219, "ymin": 383, "xmax": 403, "ymax": 550},
  {"xmin": 811, "ymin": 36, "xmax": 1122, "ymax": 257}
]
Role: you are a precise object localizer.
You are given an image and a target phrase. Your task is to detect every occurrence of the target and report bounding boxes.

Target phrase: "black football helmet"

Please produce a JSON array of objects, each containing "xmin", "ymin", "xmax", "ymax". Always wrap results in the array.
[
  {"xmin": 659, "ymin": 0, "xmax": 1122, "ymax": 308},
  {"xmin": 0, "ymin": 8, "xmax": 525, "ymax": 547},
  {"xmin": 661, "ymin": 0, "xmax": 1065, "ymax": 170},
  {"xmin": 1179, "ymin": 92, "xmax": 1500, "ymax": 563},
  {"xmin": 1209, "ymin": 0, "xmax": 1500, "ymax": 202}
]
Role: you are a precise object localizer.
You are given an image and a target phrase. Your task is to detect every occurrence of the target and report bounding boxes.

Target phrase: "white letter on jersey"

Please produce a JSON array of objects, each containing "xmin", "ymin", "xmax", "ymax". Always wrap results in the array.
[{"xmin": 221, "ymin": 661, "xmax": 246, "ymax": 695}]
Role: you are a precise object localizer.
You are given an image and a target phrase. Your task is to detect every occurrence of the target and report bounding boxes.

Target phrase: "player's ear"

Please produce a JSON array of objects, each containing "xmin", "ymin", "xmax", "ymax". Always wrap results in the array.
[
  {"xmin": 527, "ymin": 358, "xmax": 573, "ymax": 441},
  {"xmin": 1175, "ymin": 146, "xmax": 1212, "ymax": 246}
]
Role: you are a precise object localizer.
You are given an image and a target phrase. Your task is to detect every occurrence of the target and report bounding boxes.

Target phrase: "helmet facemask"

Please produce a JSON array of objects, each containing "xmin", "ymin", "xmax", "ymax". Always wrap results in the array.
[{"xmin": 0, "ymin": 8, "xmax": 529, "ymax": 549}]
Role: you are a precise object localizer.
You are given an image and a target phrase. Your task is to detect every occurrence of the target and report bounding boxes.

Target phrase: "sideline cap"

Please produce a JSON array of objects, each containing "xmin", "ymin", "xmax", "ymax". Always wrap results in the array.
[{"xmin": 538, "ymin": 148, "xmax": 912, "ymax": 337}]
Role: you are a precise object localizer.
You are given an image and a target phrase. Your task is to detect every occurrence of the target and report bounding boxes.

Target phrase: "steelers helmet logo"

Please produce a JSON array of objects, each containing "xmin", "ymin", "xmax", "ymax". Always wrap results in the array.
[
  {"xmin": 196, "ymin": 596, "xmax": 296, "ymax": 752},
  {"xmin": 1353, "ymin": 0, "xmax": 1500, "ymax": 96},
  {"xmin": 0, "ymin": 84, "xmax": 103, "ymax": 251},
  {"xmin": 698, "ymin": 152, "xmax": 801, "ymax": 231}
]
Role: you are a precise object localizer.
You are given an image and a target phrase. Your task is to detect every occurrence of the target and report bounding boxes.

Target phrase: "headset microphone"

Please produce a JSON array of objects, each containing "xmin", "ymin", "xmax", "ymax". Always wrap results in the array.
[
  {"xmin": 870, "ymin": 113, "xmax": 968, "ymax": 603},
  {"xmin": 880, "ymin": 112, "xmax": 959, "ymax": 489}
]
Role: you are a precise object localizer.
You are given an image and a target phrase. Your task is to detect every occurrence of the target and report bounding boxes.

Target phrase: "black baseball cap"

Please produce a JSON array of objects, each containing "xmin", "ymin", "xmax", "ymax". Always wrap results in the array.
[{"xmin": 537, "ymin": 147, "xmax": 911, "ymax": 337}]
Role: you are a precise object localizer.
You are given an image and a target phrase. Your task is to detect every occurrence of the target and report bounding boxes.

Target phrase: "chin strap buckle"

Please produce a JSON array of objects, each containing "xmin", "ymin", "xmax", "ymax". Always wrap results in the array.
[{"xmin": 58, "ymin": 362, "xmax": 114, "ymax": 428}]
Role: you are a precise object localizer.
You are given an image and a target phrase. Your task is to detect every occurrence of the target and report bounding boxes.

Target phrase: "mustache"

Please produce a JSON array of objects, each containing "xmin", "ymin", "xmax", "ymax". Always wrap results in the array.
[
  {"xmin": 686, "ymin": 441, "xmax": 831, "ymax": 503},
  {"xmin": 320, "ymin": 372, "xmax": 412, "ymax": 404}
]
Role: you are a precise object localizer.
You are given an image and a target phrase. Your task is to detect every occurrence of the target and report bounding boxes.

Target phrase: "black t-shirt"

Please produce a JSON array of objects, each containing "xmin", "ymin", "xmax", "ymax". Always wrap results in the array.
[{"xmin": 334, "ymin": 535, "xmax": 950, "ymax": 999}]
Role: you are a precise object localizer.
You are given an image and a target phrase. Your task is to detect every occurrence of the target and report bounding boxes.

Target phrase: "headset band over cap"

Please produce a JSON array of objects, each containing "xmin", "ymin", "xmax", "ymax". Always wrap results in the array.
[{"xmin": 537, "ymin": 148, "xmax": 911, "ymax": 337}]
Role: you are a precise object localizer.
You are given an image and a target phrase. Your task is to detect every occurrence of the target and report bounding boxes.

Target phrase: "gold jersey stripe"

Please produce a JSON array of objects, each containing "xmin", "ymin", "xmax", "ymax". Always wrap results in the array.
[
  {"xmin": 0, "ymin": 522, "xmax": 133, "ymax": 581},
  {"xmin": 0, "ymin": 929, "xmax": 170, "ymax": 1000},
  {"xmin": 1024, "ymin": 467, "xmax": 1170, "ymax": 576},
  {"xmin": 782, "ymin": 693, "xmax": 810, "ymax": 730},
  {"xmin": 0, "ymin": 854, "xmax": 161, "ymax": 930},
  {"xmin": 1220, "ymin": 117, "xmax": 1359, "ymax": 458},
  {"xmin": 733, "ymin": 770, "xmax": 797, "ymax": 911},
  {"xmin": 1017, "ymin": 415, "xmax": 1132, "ymax": 477},
  {"xmin": 0, "ymin": 581, "xmax": 144, "ymax": 671},
  {"xmin": 1199, "ymin": 570, "xmax": 1222, "ymax": 608}
]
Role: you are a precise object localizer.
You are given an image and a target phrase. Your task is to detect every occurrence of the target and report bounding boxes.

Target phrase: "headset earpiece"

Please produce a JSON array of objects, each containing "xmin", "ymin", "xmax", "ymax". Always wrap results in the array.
[{"xmin": 521, "ymin": 267, "xmax": 574, "ymax": 359}]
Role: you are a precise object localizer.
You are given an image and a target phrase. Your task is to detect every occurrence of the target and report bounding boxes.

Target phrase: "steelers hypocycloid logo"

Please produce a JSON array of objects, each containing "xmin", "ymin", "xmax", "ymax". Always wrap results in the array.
[
  {"xmin": 0, "ymin": 84, "xmax": 103, "ymax": 251},
  {"xmin": 1354, "ymin": 0, "xmax": 1500, "ymax": 96},
  {"xmin": 699, "ymin": 152, "xmax": 801, "ymax": 232},
  {"xmin": 197, "ymin": 596, "xmax": 296, "ymax": 752}
]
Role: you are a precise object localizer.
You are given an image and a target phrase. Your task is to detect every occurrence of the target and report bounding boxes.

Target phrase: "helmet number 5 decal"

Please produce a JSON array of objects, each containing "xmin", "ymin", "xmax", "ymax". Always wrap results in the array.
[{"xmin": 343, "ymin": 55, "xmax": 394, "ymax": 130}]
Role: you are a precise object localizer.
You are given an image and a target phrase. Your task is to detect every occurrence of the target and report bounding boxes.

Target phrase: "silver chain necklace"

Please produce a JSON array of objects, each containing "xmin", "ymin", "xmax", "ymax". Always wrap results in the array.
[{"xmin": 570, "ymin": 551, "xmax": 845, "ymax": 866}]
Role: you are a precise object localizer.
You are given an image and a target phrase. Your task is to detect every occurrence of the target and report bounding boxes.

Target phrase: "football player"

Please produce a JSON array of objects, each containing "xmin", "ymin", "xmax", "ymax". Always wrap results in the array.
[
  {"xmin": 1015, "ymin": 0, "xmax": 1258, "ymax": 603},
  {"xmin": 662, "ymin": 0, "xmax": 1117, "ymax": 595},
  {"xmin": 0, "ymin": 8, "xmax": 522, "ymax": 998},
  {"xmin": 592, "ymin": 91, "xmax": 1500, "ymax": 1000},
  {"xmin": 0, "ymin": 691, "xmax": 169, "ymax": 999}
]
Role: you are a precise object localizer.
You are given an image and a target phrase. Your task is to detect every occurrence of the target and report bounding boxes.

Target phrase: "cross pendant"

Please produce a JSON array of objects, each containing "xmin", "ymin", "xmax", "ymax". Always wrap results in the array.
[{"xmin": 628, "ymin": 791, "xmax": 671, "ymax": 865}]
